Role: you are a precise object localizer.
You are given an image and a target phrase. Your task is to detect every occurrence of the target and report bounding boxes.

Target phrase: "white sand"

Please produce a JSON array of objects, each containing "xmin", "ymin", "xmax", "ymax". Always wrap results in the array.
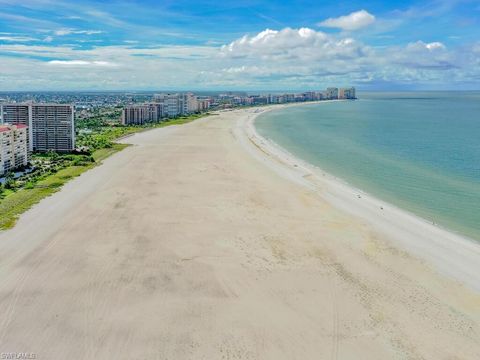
[
  {"xmin": 243, "ymin": 104, "xmax": 480, "ymax": 292},
  {"xmin": 0, "ymin": 107, "xmax": 479, "ymax": 359}
]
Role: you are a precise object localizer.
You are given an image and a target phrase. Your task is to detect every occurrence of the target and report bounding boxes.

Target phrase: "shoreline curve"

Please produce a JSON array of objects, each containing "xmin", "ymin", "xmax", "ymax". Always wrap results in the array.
[{"xmin": 236, "ymin": 103, "xmax": 480, "ymax": 292}]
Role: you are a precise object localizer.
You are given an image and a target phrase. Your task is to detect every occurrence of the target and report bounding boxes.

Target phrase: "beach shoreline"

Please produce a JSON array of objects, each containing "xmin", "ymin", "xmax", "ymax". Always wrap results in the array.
[
  {"xmin": 240, "ymin": 103, "xmax": 480, "ymax": 291},
  {"xmin": 0, "ymin": 106, "xmax": 479, "ymax": 359}
]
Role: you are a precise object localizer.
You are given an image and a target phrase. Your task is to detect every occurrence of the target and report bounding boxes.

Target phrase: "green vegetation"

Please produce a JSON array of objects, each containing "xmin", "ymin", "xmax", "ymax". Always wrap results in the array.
[
  {"xmin": 0, "ymin": 164, "xmax": 94, "ymax": 229},
  {"xmin": 0, "ymin": 146, "xmax": 126, "ymax": 230},
  {"xmin": 76, "ymin": 112, "xmax": 209, "ymax": 151},
  {"xmin": 0, "ymin": 111, "xmax": 210, "ymax": 230},
  {"xmin": 76, "ymin": 106, "xmax": 123, "ymax": 128}
]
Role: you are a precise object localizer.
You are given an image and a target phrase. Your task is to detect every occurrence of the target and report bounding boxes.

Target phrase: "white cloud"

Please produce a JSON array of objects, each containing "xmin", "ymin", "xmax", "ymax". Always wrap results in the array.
[
  {"xmin": 402, "ymin": 41, "xmax": 446, "ymax": 52},
  {"xmin": 0, "ymin": 35, "xmax": 38, "ymax": 42},
  {"xmin": 0, "ymin": 28, "xmax": 478, "ymax": 90},
  {"xmin": 54, "ymin": 28, "xmax": 103, "ymax": 36},
  {"xmin": 222, "ymin": 66, "xmax": 262, "ymax": 74},
  {"xmin": 221, "ymin": 27, "xmax": 369, "ymax": 61},
  {"xmin": 318, "ymin": 10, "xmax": 375, "ymax": 31},
  {"xmin": 214, "ymin": 27, "xmax": 380, "ymax": 89},
  {"xmin": 425, "ymin": 42, "xmax": 446, "ymax": 50},
  {"xmin": 47, "ymin": 60, "xmax": 117, "ymax": 67},
  {"xmin": 54, "ymin": 29, "xmax": 72, "ymax": 36},
  {"xmin": 390, "ymin": 41, "xmax": 453, "ymax": 70}
]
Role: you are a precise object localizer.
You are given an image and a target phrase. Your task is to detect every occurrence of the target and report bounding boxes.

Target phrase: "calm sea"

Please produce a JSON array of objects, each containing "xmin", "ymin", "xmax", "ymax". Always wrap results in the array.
[{"xmin": 255, "ymin": 92, "xmax": 480, "ymax": 241}]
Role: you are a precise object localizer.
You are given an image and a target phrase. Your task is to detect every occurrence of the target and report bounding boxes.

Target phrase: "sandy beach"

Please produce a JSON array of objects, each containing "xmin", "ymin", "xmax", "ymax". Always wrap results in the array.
[{"xmin": 0, "ymin": 107, "xmax": 479, "ymax": 359}]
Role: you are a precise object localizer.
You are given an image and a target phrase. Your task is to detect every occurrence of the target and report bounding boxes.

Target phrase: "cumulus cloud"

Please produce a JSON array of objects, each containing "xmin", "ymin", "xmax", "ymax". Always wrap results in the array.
[
  {"xmin": 0, "ymin": 26, "xmax": 478, "ymax": 90},
  {"xmin": 318, "ymin": 10, "xmax": 375, "ymax": 31},
  {"xmin": 213, "ymin": 28, "xmax": 480, "ymax": 88},
  {"xmin": 213, "ymin": 27, "xmax": 381, "ymax": 89},
  {"xmin": 221, "ymin": 27, "xmax": 370, "ymax": 61}
]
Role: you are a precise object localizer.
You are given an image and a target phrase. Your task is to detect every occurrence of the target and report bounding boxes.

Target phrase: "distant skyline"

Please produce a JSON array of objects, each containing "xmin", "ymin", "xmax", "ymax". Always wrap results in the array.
[{"xmin": 0, "ymin": 0, "xmax": 479, "ymax": 91}]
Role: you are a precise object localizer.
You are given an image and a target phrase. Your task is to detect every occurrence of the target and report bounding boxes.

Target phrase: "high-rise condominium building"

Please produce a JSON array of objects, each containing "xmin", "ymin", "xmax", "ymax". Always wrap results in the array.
[
  {"xmin": 339, "ymin": 87, "xmax": 356, "ymax": 99},
  {"xmin": 0, "ymin": 104, "xmax": 32, "ymax": 151},
  {"xmin": 185, "ymin": 93, "xmax": 198, "ymax": 113},
  {"xmin": 0, "ymin": 104, "xmax": 75, "ymax": 152},
  {"xmin": 122, "ymin": 103, "xmax": 164, "ymax": 125},
  {"xmin": 196, "ymin": 98, "xmax": 211, "ymax": 111},
  {"xmin": 0, "ymin": 104, "xmax": 30, "ymax": 126},
  {"xmin": 153, "ymin": 93, "xmax": 199, "ymax": 117},
  {"xmin": 31, "ymin": 104, "xmax": 75, "ymax": 152},
  {"xmin": 153, "ymin": 93, "xmax": 182, "ymax": 117},
  {"xmin": 0, "ymin": 124, "xmax": 29, "ymax": 176},
  {"xmin": 326, "ymin": 87, "xmax": 339, "ymax": 100}
]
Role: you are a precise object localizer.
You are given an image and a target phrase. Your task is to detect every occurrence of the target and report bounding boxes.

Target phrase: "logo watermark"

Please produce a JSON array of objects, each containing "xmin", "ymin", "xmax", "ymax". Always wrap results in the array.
[{"xmin": 1, "ymin": 353, "xmax": 37, "ymax": 359}]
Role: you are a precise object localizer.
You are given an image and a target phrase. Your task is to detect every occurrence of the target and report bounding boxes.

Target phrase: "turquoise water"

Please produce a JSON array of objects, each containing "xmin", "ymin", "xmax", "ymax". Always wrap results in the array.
[{"xmin": 255, "ymin": 92, "xmax": 480, "ymax": 241}]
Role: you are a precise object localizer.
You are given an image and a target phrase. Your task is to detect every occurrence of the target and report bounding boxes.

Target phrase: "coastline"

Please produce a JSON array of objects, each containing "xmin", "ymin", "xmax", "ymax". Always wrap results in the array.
[
  {"xmin": 241, "ymin": 103, "xmax": 480, "ymax": 291},
  {"xmin": 0, "ymin": 107, "xmax": 479, "ymax": 359},
  {"xmin": 250, "ymin": 97, "xmax": 480, "ymax": 242}
]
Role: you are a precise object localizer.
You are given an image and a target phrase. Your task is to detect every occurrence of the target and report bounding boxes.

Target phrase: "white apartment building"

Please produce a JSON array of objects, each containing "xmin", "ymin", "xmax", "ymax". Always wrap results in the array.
[
  {"xmin": 0, "ymin": 124, "xmax": 29, "ymax": 176},
  {"xmin": 153, "ymin": 93, "xmax": 183, "ymax": 117},
  {"xmin": 339, "ymin": 87, "xmax": 356, "ymax": 99},
  {"xmin": 153, "ymin": 93, "xmax": 200, "ymax": 117},
  {"xmin": 0, "ymin": 104, "xmax": 75, "ymax": 152},
  {"xmin": 185, "ymin": 93, "xmax": 198, "ymax": 113},
  {"xmin": 0, "ymin": 104, "xmax": 32, "ymax": 152},
  {"xmin": 326, "ymin": 87, "xmax": 339, "ymax": 99}
]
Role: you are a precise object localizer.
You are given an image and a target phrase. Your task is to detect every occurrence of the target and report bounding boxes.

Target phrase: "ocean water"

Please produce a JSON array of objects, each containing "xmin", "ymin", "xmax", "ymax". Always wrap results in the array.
[{"xmin": 255, "ymin": 92, "xmax": 480, "ymax": 241}]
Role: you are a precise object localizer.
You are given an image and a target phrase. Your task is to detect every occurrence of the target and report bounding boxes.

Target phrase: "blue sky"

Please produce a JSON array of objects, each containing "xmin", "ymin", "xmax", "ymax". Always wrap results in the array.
[{"xmin": 0, "ymin": 0, "xmax": 479, "ymax": 90}]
